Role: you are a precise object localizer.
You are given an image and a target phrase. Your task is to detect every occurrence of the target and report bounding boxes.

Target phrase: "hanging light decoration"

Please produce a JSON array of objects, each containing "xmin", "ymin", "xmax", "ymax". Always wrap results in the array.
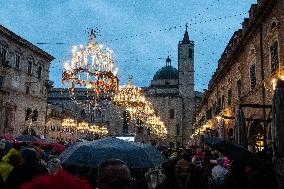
[
  {"xmin": 89, "ymin": 125, "xmax": 108, "ymax": 136},
  {"xmin": 112, "ymin": 77, "xmax": 149, "ymax": 119},
  {"xmin": 146, "ymin": 116, "xmax": 167, "ymax": 138},
  {"xmin": 62, "ymin": 29, "xmax": 119, "ymax": 107},
  {"xmin": 112, "ymin": 77, "xmax": 167, "ymax": 137}
]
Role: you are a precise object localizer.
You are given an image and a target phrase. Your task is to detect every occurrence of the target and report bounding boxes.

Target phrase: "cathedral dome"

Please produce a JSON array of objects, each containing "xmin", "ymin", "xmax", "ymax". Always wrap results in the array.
[{"xmin": 153, "ymin": 65, "xmax": 179, "ymax": 80}]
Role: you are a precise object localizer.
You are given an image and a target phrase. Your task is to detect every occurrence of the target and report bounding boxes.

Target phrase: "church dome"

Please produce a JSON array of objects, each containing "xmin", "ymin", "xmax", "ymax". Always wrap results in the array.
[{"xmin": 153, "ymin": 65, "xmax": 179, "ymax": 80}]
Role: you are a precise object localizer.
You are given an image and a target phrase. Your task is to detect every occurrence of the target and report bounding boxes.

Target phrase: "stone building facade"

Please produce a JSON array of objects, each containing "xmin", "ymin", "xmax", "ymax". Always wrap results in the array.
[
  {"xmin": 193, "ymin": 0, "xmax": 283, "ymax": 152},
  {"xmin": 0, "ymin": 24, "xmax": 54, "ymax": 137},
  {"xmin": 47, "ymin": 88, "xmax": 126, "ymax": 140},
  {"xmin": 135, "ymin": 29, "xmax": 202, "ymax": 147}
]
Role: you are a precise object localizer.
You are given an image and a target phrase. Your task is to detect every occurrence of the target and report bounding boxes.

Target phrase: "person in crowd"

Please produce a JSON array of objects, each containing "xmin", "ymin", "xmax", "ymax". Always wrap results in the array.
[
  {"xmin": 145, "ymin": 167, "xmax": 166, "ymax": 189},
  {"xmin": 211, "ymin": 157, "xmax": 229, "ymax": 183},
  {"xmin": 97, "ymin": 159, "xmax": 132, "ymax": 189},
  {"xmin": 157, "ymin": 158, "xmax": 189, "ymax": 189},
  {"xmin": 20, "ymin": 169, "xmax": 93, "ymax": 189},
  {"xmin": 47, "ymin": 157, "xmax": 62, "ymax": 175},
  {"xmin": 188, "ymin": 155, "xmax": 203, "ymax": 189},
  {"xmin": 5, "ymin": 147, "xmax": 48, "ymax": 189},
  {"xmin": 0, "ymin": 146, "xmax": 21, "ymax": 182},
  {"xmin": 0, "ymin": 139, "xmax": 6, "ymax": 160}
]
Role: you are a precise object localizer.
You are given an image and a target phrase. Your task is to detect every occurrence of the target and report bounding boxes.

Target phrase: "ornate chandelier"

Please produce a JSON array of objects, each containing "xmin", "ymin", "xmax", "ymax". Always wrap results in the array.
[{"xmin": 62, "ymin": 29, "xmax": 119, "ymax": 104}]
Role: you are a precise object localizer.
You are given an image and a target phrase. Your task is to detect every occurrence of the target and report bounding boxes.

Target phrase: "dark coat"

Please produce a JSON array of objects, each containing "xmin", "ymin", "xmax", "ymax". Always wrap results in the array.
[{"xmin": 5, "ymin": 161, "xmax": 48, "ymax": 189}]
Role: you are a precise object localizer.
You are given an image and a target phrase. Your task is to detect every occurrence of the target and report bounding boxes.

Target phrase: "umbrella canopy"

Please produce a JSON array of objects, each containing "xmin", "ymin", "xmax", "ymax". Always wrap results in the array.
[
  {"xmin": 59, "ymin": 137, "xmax": 168, "ymax": 168},
  {"xmin": 235, "ymin": 108, "xmax": 247, "ymax": 148},
  {"xmin": 204, "ymin": 137, "xmax": 222, "ymax": 146},
  {"xmin": 204, "ymin": 137, "xmax": 259, "ymax": 165},
  {"xmin": 15, "ymin": 135, "xmax": 41, "ymax": 142}
]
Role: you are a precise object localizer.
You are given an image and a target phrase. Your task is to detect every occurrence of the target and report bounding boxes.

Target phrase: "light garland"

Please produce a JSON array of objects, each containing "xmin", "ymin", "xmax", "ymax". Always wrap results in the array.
[{"xmin": 89, "ymin": 125, "xmax": 108, "ymax": 136}]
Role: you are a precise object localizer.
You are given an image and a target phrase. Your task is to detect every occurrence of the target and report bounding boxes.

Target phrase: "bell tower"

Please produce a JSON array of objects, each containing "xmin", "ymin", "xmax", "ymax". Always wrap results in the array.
[{"xmin": 178, "ymin": 24, "xmax": 195, "ymax": 142}]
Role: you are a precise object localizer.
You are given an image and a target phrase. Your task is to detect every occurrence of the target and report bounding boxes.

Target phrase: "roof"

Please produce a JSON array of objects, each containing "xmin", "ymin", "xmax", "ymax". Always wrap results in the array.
[
  {"xmin": 0, "ymin": 25, "xmax": 55, "ymax": 61},
  {"xmin": 153, "ymin": 66, "xmax": 179, "ymax": 80}
]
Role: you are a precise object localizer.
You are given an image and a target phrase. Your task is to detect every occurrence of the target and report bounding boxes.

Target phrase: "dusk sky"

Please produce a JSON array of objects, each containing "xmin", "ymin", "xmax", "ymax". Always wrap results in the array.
[{"xmin": 0, "ymin": 0, "xmax": 256, "ymax": 92}]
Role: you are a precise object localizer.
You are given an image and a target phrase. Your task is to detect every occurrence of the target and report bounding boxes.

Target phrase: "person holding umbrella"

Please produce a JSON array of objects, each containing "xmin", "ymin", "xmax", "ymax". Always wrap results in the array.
[{"xmin": 96, "ymin": 159, "xmax": 132, "ymax": 189}]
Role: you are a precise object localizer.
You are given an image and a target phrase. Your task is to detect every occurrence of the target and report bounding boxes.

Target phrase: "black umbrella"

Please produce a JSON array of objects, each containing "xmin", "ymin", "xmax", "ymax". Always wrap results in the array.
[
  {"xmin": 15, "ymin": 135, "xmax": 40, "ymax": 142},
  {"xmin": 272, "ymin": 79, "xmax": 284, "ymax": 189},
  {"xmin": 204, "ymin": 137, "xmax": 222, "ymax": 147},
  {"xmin": 59, "ymin": 137, "xmax": 168, "ymax": 168},
  {"xmin": 204, "ymin": 137, "xmax": 259, "ymax": 165}
]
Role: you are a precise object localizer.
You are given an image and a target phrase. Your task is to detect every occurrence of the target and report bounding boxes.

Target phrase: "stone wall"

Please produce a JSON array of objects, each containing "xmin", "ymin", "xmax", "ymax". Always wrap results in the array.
[
  {"xmin": 0, "ymin": 25, "xmax": 54, "ymax": 136},
  {"xmin": 193, "ymin": 0, "xmax": 283, "ymax": 151}
]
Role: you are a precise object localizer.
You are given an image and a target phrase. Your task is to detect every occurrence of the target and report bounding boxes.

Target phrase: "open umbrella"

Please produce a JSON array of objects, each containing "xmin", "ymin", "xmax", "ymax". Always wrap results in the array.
[
  {"xmin": 59, "ymin": 137, "xmax": 168, "ymax": 168},
  {"xmin": 204, "ymin": 137, "xmax": 222, "ymax": 147},
  {"xmin": 15, "ymin": 135, "xmax": 41, "ymax": 142},
  {"xmin": 204, "ymin": 137, "xmax": 259, "ymax": 166}
]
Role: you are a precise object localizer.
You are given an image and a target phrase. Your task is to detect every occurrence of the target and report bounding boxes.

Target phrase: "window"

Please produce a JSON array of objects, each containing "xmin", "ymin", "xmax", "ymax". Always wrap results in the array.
[
  {"xmin": 25, "ymin": 85, "xmax": 30, "ymax": 94},
  {"xmin": 228, "ymin": 89, "xmax": 232, "ymax": 106},
  {"xmin": 32, "ymin": 109, "xmax": 38, "ymax": 121},
  {"xmin": 270, "ymin": 40, "xmax": 279, "ymax": 73},
  {"xmin": 237, "ymin": 80, "xmax": 242, "ymax": 100},
  {"xmin": 0, "ymin": 76, "xmax": 3, "ymax": 88},
  {"xmin": 27, "ymin": 61, "xmax": 32, "ymax": 74},
  {"xmin": 0, "ymin": 44, "xmax": 7, "ymax": 60},
  {"xmin": 250, "ymin": 64, "xmax": 256, "ymax": 89},
  {"xmin": 169, "ymin": 109, "xmax": 175, "ymax": 119},
  {"xmin": 25, "ymin": 108, "xmax": 32, "ymax": 120},
  {"xmin": 137, "ymin": 126, "xmax": 144, "ymax": 134},
  {"xmin": 176, "ymin": 124, "xmax": 180, "ymax": 136},
  {"xmin": 15, "ymin": 54, "xmax": 20, "ymax": 69},
  {"xmin": 51, "ymin": 125, "xmax": 55, "ymax": 131},
  {"xmin": 189, "ymin": 48, "xmax": 193, "ymax": 59},
  {"xmin": 37, "ymin": 66, "xmax": 42, "ymax": 79}
]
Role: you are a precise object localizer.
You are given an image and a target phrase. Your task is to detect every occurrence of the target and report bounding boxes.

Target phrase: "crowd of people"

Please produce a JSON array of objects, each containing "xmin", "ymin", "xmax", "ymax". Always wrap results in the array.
[{"xmin": 0, "ymin": 138, "xmax": 279, "ymax": 189}]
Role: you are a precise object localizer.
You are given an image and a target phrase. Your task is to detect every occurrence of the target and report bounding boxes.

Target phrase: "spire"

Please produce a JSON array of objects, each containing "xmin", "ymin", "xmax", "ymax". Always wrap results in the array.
[
  {"xmin": 182, "ymin": 23, "xmax": 190, "ymax": 44},
  {"xmin": 166, "ymin": 56, "xmax": 171, "ymax": 66},
  {"xmin": 88, "ymin": 29, "xmax": 96, "ymax": 45}
]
